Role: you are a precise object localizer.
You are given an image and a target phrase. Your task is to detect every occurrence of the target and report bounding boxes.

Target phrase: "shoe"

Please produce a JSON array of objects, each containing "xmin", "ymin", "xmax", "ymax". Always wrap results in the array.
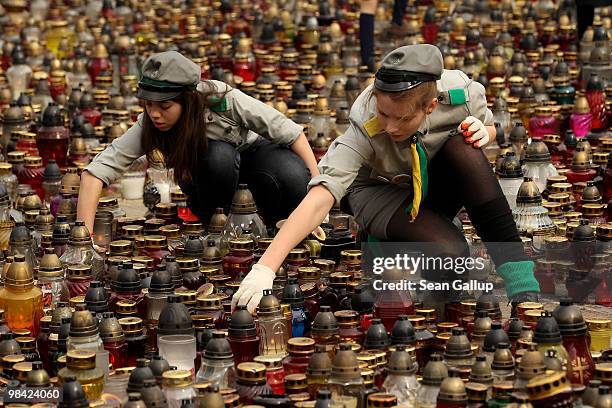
[{"xmin": 509, "ymin": 291, "xmax": 539, "ymax": 318}]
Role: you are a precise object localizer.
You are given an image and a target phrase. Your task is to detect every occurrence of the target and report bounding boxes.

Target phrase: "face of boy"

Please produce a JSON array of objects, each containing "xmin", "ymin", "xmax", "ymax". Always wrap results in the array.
[{"xmin": 375, "ymin": 93, "xmax": 438, "ymax": 142}]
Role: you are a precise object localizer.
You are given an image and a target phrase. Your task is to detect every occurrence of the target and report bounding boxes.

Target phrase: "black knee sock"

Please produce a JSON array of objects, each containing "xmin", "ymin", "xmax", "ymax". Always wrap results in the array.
[
  {"xmin": 392, "ymin": 0, "xmax": 407, "ymax": 26},
  {"xmin": 360, "ymin": 13, "xmax": 375, "ymax": 68}
]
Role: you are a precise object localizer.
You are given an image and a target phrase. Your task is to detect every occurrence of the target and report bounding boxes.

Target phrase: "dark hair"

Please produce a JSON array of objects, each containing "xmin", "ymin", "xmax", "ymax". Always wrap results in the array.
[{"xmin": 141, "ymin": 84, "xmax": 226, "ymax": 183}]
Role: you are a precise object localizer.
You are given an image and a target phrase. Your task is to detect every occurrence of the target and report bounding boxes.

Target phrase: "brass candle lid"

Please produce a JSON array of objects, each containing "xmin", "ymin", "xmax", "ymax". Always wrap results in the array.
[
  {"xmin": 177, "ymin": 257, "xmax": 199, "ymax": 271},
  {"xmin": 144, "ymin": 235, "xmax": 167, "ymax": 249},
  {"xmin": 66, "ymin": 349, "xmax": 96, "ymax": 370},
  {"xmin": 586, "ymin": 319, "xmax": 611, "ymax": 331},
  {"xmin": 437, "ymin": 322, "xmax": 459, "ymax": 333},
  {"xmin": 298, "ymin": 266, "xmax": 320, "ymax": 281},
  {"xmin": 236, "ymin": 362, "xmax": 267, "ymax": 383},
  {"xmin": 66, "ymin": 264, "xmax": 92, "ymax": 280},
  {"xmin": 122, "ymin": 225, "xmax": 144, "ymax": 238},
  {"xmin": 162, "ymin": 369, "xmax": 192, "ymax": 388},
  {"xmin": 285, "ymin": 373, "xmax": 307, "ymax": 390},
  {"xmin": 340, "ymin": 249, "xmax": 362, "ymax": 265},
  {"xmin": 312, "ymin": 259, "xmax": 335, "ymax": 274},
  {"xmin": 287, "ymin": 338, "xmax": 315, "ymax": 355},
  {"xmin": 357, "ymin": 351, "xmax": 378, "ymax": 369},
  {"xmin": 13, "ymin": 361, "xmax": 32, "ymax": 383},
  {"xmin": 254, "ymin": 355, "xmax": 283, "ymax": 370},
  {"xmin": 175, "ymin": 289, "xmax": 198, "ymax": 305},
  {"xmin": 228, "ymin": 238, "xmax": 254, "ymax": 252},
  {"xmin": 551, "ymin": 183, "xmax": 573, "ymax": 194},
  {"xmin": 116, "ymin": 300, "xmax": 138, "ymax": 315},
  {"xmin": 329, "ymin": 272, "xmax": 351, "ymax": 286},
  {"xmin": 286, "ymin": 248, "xmax": 309, "ymax": 262},
  {"xmin": 159, "ymin": 225, "xmax": 180, "ymax": 239},
  {"xmin": 526, "ymin": 371, "xmax": 571, "ymax": 401},
  {"xmin": 465, "ymin": 382, "xmax": 488, "ymax": 402},
  {"xmin": 335, "ymin": 310, "xmax": 360, "ymax": 326},
  {"xmin": 110, "ymin": 240, "xmax": 133, "ymax": 254},
  {"xmin": 595, "ymin": 362, "xmax": 612, "ymax": 382},
  {"xmin": 132, "ymin": 256, "xmax": 154, "ymax": 269},
  {"xmin": 367, "ymin": 393, "xmax": 398, "ymax": 407},
  {"xmin": 118, "ymin": 317, "xmax": 144, "ymax": 335},
  {"xmin": 197, "ymin": 294, "xmax": 222, "ymax": 310}
]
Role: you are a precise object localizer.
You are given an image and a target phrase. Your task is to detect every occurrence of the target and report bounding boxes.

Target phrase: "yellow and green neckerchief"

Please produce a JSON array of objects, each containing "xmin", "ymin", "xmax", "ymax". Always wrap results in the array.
[{"xmin": 364, "ymin": 117, "xmax": 428, "ymax": 222}]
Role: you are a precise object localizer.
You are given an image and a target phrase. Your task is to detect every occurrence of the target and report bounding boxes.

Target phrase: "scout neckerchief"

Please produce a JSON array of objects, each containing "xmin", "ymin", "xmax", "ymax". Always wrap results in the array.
[
  {"xmin": 405, "ymin": 130, "xmax": 428, "ymax": 221},
  {"xmin": 363, "ymin": 116, "xmax": 428, "ymax": 222}
]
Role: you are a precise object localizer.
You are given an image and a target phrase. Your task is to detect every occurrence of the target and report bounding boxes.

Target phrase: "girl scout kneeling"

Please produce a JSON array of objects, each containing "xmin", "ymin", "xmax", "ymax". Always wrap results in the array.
[
  {"xmin": 233, "ymin": 44, "xmax": 540, "ymax": 313},
  {"xmin": 77, "ymin": 51, "xmax": 319, "ymax": 232}
]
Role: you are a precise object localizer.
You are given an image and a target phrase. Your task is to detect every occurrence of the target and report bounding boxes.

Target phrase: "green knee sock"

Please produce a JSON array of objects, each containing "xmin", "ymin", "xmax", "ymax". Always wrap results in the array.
[{"xmin": 496, "ymin": 260, "xmax": 540, "ymax": 299}]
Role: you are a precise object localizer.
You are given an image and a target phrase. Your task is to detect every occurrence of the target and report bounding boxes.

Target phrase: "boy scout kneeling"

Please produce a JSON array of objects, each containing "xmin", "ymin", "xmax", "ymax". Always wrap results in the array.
[{"xmin": 233, "ymin": 44, "xmax": 540, "ymax": 313}]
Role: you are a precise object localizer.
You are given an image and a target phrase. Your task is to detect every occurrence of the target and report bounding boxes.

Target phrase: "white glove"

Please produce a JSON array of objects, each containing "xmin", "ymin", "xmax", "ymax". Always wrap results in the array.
[
  {"xmin": 458, "ymin": 116, "xmax": 489, "ymax": 148},
  {"xmin": 231, "ymin": 264, "xmax": 276, "ymax": 313}
]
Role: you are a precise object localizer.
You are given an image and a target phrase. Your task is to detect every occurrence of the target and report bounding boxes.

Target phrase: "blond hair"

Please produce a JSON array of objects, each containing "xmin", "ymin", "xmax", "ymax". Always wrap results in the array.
[{"xmin": 369, "ymin": 81, "xmax": 438, "ymax": 114}]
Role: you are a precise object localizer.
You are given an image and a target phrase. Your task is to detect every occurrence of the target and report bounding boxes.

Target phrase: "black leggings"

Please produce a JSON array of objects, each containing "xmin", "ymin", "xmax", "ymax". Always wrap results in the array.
[
  {"xmin": 179, "ymin": 138, "xmax": 310, "ymax": 227},
  {"xmin": 385, "ymin": 134, "xmax": 527, "ymax": 269}
]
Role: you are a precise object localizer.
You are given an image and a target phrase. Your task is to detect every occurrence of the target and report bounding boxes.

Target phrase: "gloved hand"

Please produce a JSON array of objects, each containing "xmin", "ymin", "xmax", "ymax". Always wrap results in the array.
[
  {"xmin": 458, "ymin": 116, "xmax": 489, "ymax": 148},
  {"xmin": 231, "ymin": 263, "xmax": 276, "ymax": 313}
]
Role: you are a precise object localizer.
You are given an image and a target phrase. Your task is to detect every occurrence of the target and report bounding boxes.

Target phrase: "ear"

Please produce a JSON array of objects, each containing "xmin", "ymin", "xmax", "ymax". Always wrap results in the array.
[{"xmin": 427, "ymin": 97, "xmax": 438, "ymax": 114}]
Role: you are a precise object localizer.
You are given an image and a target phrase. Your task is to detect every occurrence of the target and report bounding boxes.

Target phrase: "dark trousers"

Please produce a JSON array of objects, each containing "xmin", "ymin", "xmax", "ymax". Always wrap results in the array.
[
  {"xmin": 343, "ymin": 135, "xmax": 527, "ymax": 269},
  {"xmin": 180, "ymin": 138, "xmax": 310, "ymax": 227}
]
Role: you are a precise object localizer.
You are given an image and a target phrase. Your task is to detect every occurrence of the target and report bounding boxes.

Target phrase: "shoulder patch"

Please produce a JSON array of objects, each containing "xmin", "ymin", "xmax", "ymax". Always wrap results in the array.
[
  {"xmin": 363, "ymin": 116, "xmax": 384, "ymax": 137},
  {"xmin": 210, "ymin": 96, "xmax": 228, "ymax": 112}
]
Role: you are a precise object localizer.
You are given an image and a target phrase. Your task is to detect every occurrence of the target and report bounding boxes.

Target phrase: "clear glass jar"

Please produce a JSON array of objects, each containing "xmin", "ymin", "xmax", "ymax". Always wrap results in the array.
[
  {"xmin": 162, "ymin": 370, "xmax": 197, "ymax": 408},
  {"xmin": 196, "ymin": 332, "xmax": 236, "ymax": 388},
  {"xmin": 59, "ymin": 221, "xmax": 105, "ymax": 282},
  {"xmin": 6, "ymin": 59, "xmax": 32, "ymax": 100},
  {"xmin": 196, "ymin": 354, "xmax": 236, "ymax": 388},
  {"xmin": 0, "ymin": 163, "xmax": 18, "ymax": 204},
  {"xmin": 121, "ymin": 171, "xmax": 146, "ymax": 200},
  {"xmin": 38, "ymin": 249, "xmax": 69, "ymax": 309},
  {"xmin": 58, "ymin": 350, "xmax": 104, "ymax": 401},
  {"xmin": 147, "ymin": 167, "xmax": 174, "ymax": 204},
  {"xmin": 327, "ymin": 343, "xmax": 366, "ymax": 407},
  {"xmin": 383, "ymin": 372, "xmax": 419, "ymax": 406},
  {"xmin": 257, "ymin": 290, "xmax": 290, "ymax": 357}
]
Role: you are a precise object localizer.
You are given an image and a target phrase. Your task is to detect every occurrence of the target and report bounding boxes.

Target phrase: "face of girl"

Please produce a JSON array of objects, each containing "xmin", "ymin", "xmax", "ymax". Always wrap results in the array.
[
  {"xmin": 144, "ymin": 100, "xmax": 183, "ymax": 132},
  {"xmin": 376, "ymin": 93, "xmax": 435, "ymax": 142}
]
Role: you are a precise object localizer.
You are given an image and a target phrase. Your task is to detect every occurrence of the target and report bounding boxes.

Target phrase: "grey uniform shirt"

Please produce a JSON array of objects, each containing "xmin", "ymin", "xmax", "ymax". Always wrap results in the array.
[
  {"xmin": 85, "ymin": 80, "xmax": 304, "ymax": 186},
  {"xmin": 308, "ymin": 69, "xmax": 494, "ymax": 205}
]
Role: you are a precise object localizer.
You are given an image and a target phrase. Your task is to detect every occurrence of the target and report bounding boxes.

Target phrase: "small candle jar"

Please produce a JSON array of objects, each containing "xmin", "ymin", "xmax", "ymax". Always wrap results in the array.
[
  {"xmin": 18, "ymin": 156, "xmax": 45, "ymax": 199},
  {"xmin": 222, "ymin": 238, "xmax": 254, "ymax": 281},
  {"xmin": 228, "ymin": 305, "xmax": 260, "ymax": 365},
  {"xmin": 118, "ymin": 317, "xmax": 147, "ymax": 367},
  {"xmin": 235, "ymin": 362, "xmax": 272, "ymax": 404},
  {"xmin": 255, "ymin": 355, "xmax": 286, "ymax": 395},
  {"xmin": 99, "ymin": 312, "xmax": 128, "ymax": 370},
  {"xmin": 121, "ymin": 171, "xmax": 146, "ymax": 200},
  {"xmin": 58, "ymin": 349, "xmax": 104, "ymax": 401},
  {"xmin": 283, "ymin": 337, "xmax": 315, "ymax": 375}
]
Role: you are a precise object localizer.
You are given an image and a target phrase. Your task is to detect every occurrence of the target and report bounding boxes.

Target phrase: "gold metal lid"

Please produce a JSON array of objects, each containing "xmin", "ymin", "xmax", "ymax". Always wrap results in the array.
[
  {"xmin": 162, "ymin": 369, "xmax": 193, "ymax": 388},
  {"xmin": 236, "ymin": 362, "xmax": 267, "ymax": 383},
  {"xmin": 66, "ymin": 349, "xmax": 97, "ymax": 370},
  {"xmin": 66, "ymin": 264, "xmax": 92, "ymax": 280},
  {"xmin": 526, "ymin": 371, "xmax": 571, "ymax": 401}
]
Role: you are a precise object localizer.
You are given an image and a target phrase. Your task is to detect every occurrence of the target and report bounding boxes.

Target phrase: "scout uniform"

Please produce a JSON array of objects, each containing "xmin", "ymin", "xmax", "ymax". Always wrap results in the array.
[
  {"xmin": 85, "ymin": 51, "xmax": 303, "ymax": 187},
  {"xmin": 308, "ymin": 44, "xmax": 493, "ymax": 239}
]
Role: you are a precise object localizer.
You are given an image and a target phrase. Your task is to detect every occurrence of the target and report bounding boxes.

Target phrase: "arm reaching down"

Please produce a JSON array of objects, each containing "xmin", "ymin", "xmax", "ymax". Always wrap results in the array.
[
  {"xmin": 76, "ymin": 171, "xmax": 104, "ymax": 233},
  {"xmin": 232, "ymin": 185, "xmax": 335, "ymax": 312}
]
